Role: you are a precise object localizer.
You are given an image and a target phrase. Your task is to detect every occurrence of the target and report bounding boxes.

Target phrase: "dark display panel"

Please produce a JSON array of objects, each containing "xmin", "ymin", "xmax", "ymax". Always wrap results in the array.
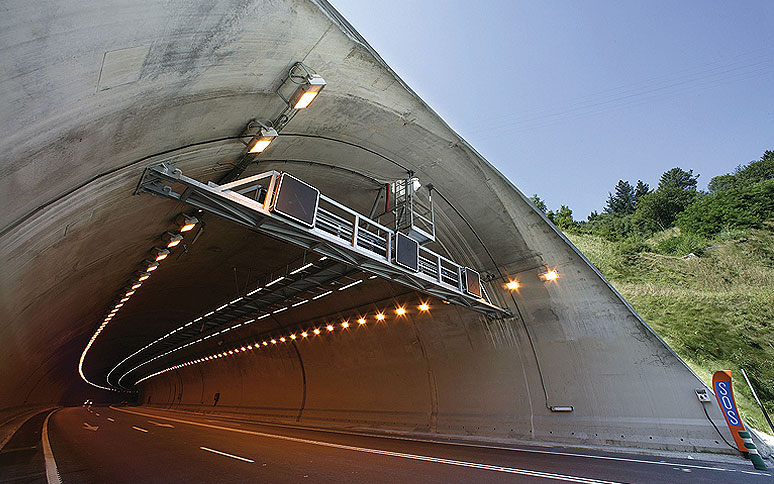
[
  {"xmin": 395, "ymin": 232, "xmax": 419, "ymax": 272},
  {"xmin": 273, "ymin": 173, "xmax": 320, "ymax": 227},
  {"xmin": 462, "ymin": 267, "xmax": 482, "ymax": 298}
]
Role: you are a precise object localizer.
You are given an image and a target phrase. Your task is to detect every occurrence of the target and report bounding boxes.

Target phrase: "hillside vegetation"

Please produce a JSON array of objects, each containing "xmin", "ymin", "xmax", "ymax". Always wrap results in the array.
[
  {"xmin": 532, "ymin": 150, "xmax": 774, "ymax": 433},
  {"xmin": 567, "ymin": 228, "xmax": 774, "ymax": 433}
]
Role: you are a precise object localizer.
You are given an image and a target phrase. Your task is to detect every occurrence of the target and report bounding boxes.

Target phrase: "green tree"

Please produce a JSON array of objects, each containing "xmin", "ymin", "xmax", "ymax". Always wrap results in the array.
[
  {"xmin": 634, "ymin": 180, "xmax": 650, "ymax": 203},
  {"xmin": 605, "ymin": 180, "xmax": 636, "ymax": 215},
  {"xmin": 708, "ymin": 150, "xmax": 774, "ymax": 193},
  {"xmin": 530, "ymin": 194, "xmax": 548, "ymax": 213},
  {"xmin": 633, "ymin": 167, "xmax": 699, "ymax": 231},
  {"xmin": 552, "ymin": 205, "xmax": 578, "ymax": 231}
]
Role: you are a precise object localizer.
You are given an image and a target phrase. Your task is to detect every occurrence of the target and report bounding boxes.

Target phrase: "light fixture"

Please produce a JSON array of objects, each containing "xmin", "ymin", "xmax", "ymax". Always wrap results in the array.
[
  {"xmin": 376, "ymin": 313, "xmax": 386, "ymax": 321},
  {"xmin": 262, "ymin": 341, "xmax": 268, "ymax": 346},
  {"xmin": 313, "ymin": 328, "xmax": 321, "ymax": 335},
  {"xmin": 120, "ymin": 297, "xmax": 129, "ymax": 303},
  {"xmin": 136, "ymin": 271, "xmax": 151, "ymax": 282},
  {"xmin": 152, "ymin": 248, "xmax": 170, "ymax": 261},
  {"xmin": 176, "ymin": 214, "xmax": 199, "ymax": 232},
  {"xmin": 131, "ymin": 282, "xmax": 142, "ymax": 290},
  {"xmin": 395, "ymin": 307, "xmax": 406, "ymax": 316},
  {"xmin": 341, "ymin": 321, "xmax": 349, "ymax": 328},
  {"xmin": 357, "ymin": 317, "xmax": 366, "ymax": 325},
  {"xmin": 506, "ymin": 280, "xmax": 520, "ymax": 291},
  {"xmin": 290, "ymin": 334, "xmax": 296, "ymax": 340},
  {"xmin": 271, "ymin": 339, "xmax": 277, "ymax": 344},
  {"xmin": 286, "ymin": 64, "xmax": 326, "ymax": 110},
  {"xmin": 541, "ymin": 270, "xmax": 559, "ymax": 281},
  {"xmin": 326, "ymin": 324, "xmax": 334, "ymax": 332},
  {"xmin": 279, "ymin": 337, "xmax": 286, "ymax": 342},
  {"xmin": 248, "ymin": 126, "xmax": 278, "ymax": 154},
  {"xmin": 162, "ymin": 232, "xmax": 184, "ymax": 248},
  {"xmin": 144, "ymin": 261, "xmax": 159, "ymax": 272},
  {"xmin": 418, "ymin": 303, "xmax": 430, "ymax": 312},
  {"xmin": 301, "ymin": 331, "xmax": 308, "ymax": 338},
  {"xmin": 125, "ymin": 290, "xmax": 135, "ymax": 296}
]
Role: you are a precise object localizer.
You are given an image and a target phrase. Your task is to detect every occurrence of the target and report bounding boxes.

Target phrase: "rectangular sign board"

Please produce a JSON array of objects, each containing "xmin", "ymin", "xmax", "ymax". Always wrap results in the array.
[
  {"xmin": 395, "ymin": 232, "xmax": 419, "ymax": 272},
  {"xmin": 272, "ymin": 173, "xmax": 320, "ymax": 227}
]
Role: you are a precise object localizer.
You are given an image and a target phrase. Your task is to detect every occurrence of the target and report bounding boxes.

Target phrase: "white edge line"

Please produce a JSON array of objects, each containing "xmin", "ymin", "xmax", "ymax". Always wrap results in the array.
[
  {"xmin": 42, "ymin": 409, "xmax": 62, "ymax": 484},
  {"xmin": 200, "ymin": 446, "xmax": 255, "ymax": 462},
  {"xmin": 110, "ymin": 406, "xmax": 769, "ymax": 477},
  {"xmin": 114, "ymin": 408, "xmax": 620, "ymax": 483}
]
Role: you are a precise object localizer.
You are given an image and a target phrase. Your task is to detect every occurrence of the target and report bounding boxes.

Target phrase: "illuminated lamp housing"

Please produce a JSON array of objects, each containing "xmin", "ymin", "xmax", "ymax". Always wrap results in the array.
[
  {"xmin": 176, "ymin": 214, "xmax": 199, "ymax": 232},
  {"xmin": 247, "ymin": 126, "xmax": 278, "ymax": 154},
  {"xmin": 152, "ymin": 247, "xmax": 170, "ymax": 261},
  {"xmin": 290, "ymin": 74, "xmax": 326, "ymax": 109},
  {"xmin": 136, "ymin": 271, "xmax": 151, "ymax": 282},
  {"xmin": 541, "ymin": 270, "xmax": 559, "ymax": 281},
  {"xmin": 162, "ymin": 232, "xmax": 183, "ymax": 248},
  {"xmin": 144, "ymin": 260, "xmax": 159, "ymax": 272},
  {"xmin": 505, "ymin": 280, "xmax": 520, "ymax": 291}
]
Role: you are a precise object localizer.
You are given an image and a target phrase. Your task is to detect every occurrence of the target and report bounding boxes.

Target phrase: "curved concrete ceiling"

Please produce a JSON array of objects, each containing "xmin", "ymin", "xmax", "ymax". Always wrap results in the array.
[{"xmin": 1, "ymin": 0, "xmax": 732, "ymax": 453}]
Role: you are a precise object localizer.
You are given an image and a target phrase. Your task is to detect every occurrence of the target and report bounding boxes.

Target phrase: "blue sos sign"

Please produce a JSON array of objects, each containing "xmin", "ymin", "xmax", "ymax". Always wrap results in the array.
[{"xmin": 712, "ymin": 370, "xmax": 748, "ymax": 452}]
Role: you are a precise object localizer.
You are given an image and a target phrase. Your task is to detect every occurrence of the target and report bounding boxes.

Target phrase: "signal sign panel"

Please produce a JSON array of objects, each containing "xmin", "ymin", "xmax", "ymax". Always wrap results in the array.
[
  {"xmin": 273, "ymin": 173, "xmax": 320, "ymax": 227},
  {"xmin": 462, "ymin": 267, "xmax": 482, "ymax": 298},
  {"xmin": 395, "ymin": 233, "xmax": 419, "ymax": 272}
]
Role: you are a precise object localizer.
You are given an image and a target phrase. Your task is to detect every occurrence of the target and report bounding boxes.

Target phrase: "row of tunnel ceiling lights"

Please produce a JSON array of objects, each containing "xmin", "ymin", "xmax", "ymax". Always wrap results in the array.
[
  {"xmin": 112, "ymin": 260, "xmax": 560, "ymax": 388},
  {"xmin": 125, "ymin": 269, "xmax": 561, "ymax": 387},
  {"xmin": 78, "ymin": 213, "xmax": 200, "ymax": 391},
  {"xmin": 135, "ymin": 302, "xmax": 432, "ymax": 385},
  {"xmin": 114, "ymin": 265, "xmax": 374, "ymax": 388}
]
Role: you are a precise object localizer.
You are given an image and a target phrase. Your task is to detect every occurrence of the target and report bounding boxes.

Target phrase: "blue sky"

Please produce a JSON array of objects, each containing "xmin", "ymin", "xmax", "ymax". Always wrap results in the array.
[{"xmin": 330, "ymin": 0, "xmax": 773, "ymax": 219}]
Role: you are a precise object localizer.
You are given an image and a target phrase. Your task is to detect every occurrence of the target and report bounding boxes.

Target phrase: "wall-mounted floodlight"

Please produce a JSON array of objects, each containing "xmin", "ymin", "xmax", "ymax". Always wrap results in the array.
[
  {"xmin": 505, "ymin": 280, "xmax": 520, "ymax": 291},
  {"xmin": 540, "ymin": 270, "xmax": 559, "ymax": 281},
  {"xmin": 152, "ymin": 248, "xmax": 170, "ymax": 261},
  {"xmin": 136, "ymin": 271, "xmax": 151, "ymax": 282},
  {"xmin": 290, "ymin": 73, "xmax": 326, "ymax": 109},
  {"xmin": 248, "ymin": 126, "xmax": 278, "ymax": 153},
  {"xmin": 144, "ymin": 261, "xmax": 159, "ymax": 272},
  {"xmin": 162, "ymin": 232, "xmax": 183, "ymax": 248},
  {"xmin": 176, "ymin": 214, "xmax": 198, "ymax": 232}
]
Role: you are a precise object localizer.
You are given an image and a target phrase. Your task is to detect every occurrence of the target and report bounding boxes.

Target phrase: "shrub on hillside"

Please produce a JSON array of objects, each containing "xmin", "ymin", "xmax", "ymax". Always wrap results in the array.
[{"xmin": 677, "ymin": 179, "xmax": 774, "ymax": 236}]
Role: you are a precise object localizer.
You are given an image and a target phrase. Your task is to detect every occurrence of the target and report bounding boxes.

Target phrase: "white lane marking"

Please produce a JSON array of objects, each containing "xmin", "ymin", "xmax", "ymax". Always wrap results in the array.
[
  {"xmin": 112, "ymin": 408, "xmax": 619, "ymax": 483},
  {"xmin": 82, "ymin": 422, "xmax": 99, "ymax": 432},
  {"xmin": 131, "ymin": 426, "xmax": 149, "ymax": 433},
  {"xmin": 148, "ymin": 420, "xmax": 174, "ymax": 428},
  {"xmin": 42, "ymin": 410, "xmax": 62, "ymax": 484},
  {"xmin": 107, "ymin": 417, "xmax": 115, "ymax": 422},
  {"xmin": 200, "ymin": 446, "xmax": 255, "ymax": 463},
  {"xmin": 111, "ymin": 407, "xmax": 765, "ymax": 478}
]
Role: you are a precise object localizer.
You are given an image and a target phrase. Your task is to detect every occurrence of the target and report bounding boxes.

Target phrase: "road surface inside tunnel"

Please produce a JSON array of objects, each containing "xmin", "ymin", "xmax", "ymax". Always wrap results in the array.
[{"xmin": 18, "ymin": 406, "xmax": 767, "ymax": 484}]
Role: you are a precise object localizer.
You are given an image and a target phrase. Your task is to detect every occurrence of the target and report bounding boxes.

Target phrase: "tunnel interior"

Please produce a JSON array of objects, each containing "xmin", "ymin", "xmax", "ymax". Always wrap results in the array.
[{"xmin": 0, "ymin": 0, "xmax": 738, "ymax": 456}]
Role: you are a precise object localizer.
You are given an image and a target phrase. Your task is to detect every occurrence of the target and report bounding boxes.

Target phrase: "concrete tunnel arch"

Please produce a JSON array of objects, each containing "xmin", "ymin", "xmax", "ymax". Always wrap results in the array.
[{"xmin": 0, "ymin": 0, "xmax": 732, "ymax": 454}]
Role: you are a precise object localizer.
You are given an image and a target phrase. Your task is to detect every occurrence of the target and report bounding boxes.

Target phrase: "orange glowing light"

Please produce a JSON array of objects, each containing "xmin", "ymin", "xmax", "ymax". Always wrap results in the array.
[
  {"xmin": 341, "ymin": 321, "xmax": 349, "ymax": 328},
  {"xmin": 506, "ymin": 280, "xmax": 520, "ymax": 290},
  {"xmin": 418, "ymin": 303, "xmax": 430, "ymax": 311},
  {"xmin": 376, "ymin": 313, "xmax": 385, "ymax": 321},
  {"xmin": 395, "ymin": 307, "xmax": 406, "ymax": 316},
  {"xmin": 326, "ymin": 324, "xmax": 334, "ymax": 332},
  {"xmin": 357, "ymin": 318, "xmax": 367, "ymax": 325}
]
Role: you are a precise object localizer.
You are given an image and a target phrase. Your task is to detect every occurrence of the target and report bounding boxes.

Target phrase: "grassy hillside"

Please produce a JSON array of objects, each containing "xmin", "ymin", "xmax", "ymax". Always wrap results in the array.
[{"xmin": 567, "ymin": 227, "xmax": 774, "ymax": 433}]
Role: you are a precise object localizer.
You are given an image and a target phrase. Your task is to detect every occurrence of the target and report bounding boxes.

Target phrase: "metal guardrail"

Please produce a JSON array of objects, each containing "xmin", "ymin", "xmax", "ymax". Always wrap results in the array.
[{"xmin": 138, "ymin": 163, "xmax": 510, "ymax": 317}]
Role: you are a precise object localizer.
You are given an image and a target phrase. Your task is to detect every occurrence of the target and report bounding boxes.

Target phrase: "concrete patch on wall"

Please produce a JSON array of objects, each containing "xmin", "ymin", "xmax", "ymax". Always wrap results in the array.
[{"xmin": 97, "ymin": 45, "xmax": 150, "ymax": 91}]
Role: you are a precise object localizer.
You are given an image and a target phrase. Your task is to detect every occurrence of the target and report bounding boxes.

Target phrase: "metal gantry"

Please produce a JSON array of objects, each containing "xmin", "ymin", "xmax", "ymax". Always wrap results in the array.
[{"xmin": 137, "ymin": 162, "xmax": 510, "ymax": 318}]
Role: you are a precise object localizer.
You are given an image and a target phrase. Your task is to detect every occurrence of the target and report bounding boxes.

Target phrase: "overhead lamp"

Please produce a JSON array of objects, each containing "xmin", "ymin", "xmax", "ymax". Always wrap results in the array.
[
  {"xmin": 131, "ymin": 282, "xmax": 142, "ymax": 290},
  {"xmin": 125, "ymin": 290, "xmax": 135, "ymax": 297},
  {"xmin": 176, "ymin": 214, "xmax": 199, "ymax": 232},
  {"xmin": 152, "ymin": 248, "xmax": 170, "ymax": 261},
  {"xmin": 418, "ymin": 303, "xmax": 430, "ymax": 312},
  {"xmin": 248, "ymin": 126, "xmax": 278, "ymax": 154},
  {"xmin": 341, "ymin": 321, "xmax": 349, "ymax": 328},
  {"xmin": 282, "ymin": 63, "xmax": 326, "ymax": 110},
  {"xmin": 144, "ymin": 261, "xmax": 159, "ymax": 272},
  {"xmin": 395, "ymin": 307, "xmax": 406, "ymax": 316},
  {"xmin": 357, "ymin": 318, "xmax": 366, "ymax": 325},
  {"xmin": 279, "ymin": 337, "xmax": 286, "ymax": 342},
  {"xmin": 313, "ymin": 328, "xmax": 321, "ymax": 335},
  {"xmin": 290, "ymin": 334, "xmax": 296, "ymax": 340},
  {"xmin": 505, "ymin": 280, "xmax": 520, "ymax": 291},
  {"xmin": 120, "ymin": 297, "xmax": 130, "ymax": 303},
  {"xmin": 376, "ymin": 313, "xmax": 386, "ymax": 321},
  {"xmin": 326, "ymin": 324, "xmax": 334, "ymax": 332},
  {"xmin": 136, "ymin": 271, "xmax": 151, "ymax": 282},
  {"xmin": 541, "ymin": 270, "xmax": 559, "ymax": 281},
  {"xmin": 271, "ymin": 339, "xmax": 277, "ymax": 344},
  {"xmin": 162, "ymin": 232, "xmax": 183, "ymax": 248}
]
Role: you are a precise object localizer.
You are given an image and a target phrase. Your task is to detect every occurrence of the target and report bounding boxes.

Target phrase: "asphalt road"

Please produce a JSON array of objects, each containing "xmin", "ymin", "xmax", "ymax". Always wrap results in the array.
[{"xmin": 2, "ymin": 406, "xmax": 770, "ymax": 483}]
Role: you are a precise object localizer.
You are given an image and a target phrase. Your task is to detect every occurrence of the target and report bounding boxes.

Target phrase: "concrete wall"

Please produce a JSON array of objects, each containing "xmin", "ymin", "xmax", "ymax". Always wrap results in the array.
[{"xmin": 1, "ymin": 0, "xmax": 734, "ymax": 454}]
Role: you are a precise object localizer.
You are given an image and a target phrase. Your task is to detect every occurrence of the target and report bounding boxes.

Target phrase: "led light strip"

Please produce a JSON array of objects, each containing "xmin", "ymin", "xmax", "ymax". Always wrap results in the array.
[
  {"xmin": 78, "ymin": 214, "xmax": 197, "ymax": 391},
  {"xmin": 135, "ymin": 301, "xmax": 433, "ymax": 385},
  {"xmin": 107, "ymin": 255, "xmax": 330, "ymax": 386}
]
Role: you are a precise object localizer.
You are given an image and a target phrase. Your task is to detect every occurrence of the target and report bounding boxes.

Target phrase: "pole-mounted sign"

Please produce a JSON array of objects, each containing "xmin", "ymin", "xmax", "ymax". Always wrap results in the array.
[{"xmin": 712, "ymin": 370, "xmax": 747, "ymax": 452}]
